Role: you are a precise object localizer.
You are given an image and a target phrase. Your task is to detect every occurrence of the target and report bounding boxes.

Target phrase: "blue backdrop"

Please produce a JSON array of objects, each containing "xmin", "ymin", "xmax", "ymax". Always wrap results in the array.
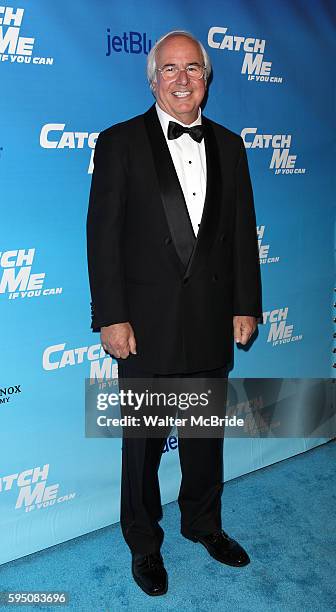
[{"xmin": 0, "ymin": 0, "xmax": 334, "ymax": 565}]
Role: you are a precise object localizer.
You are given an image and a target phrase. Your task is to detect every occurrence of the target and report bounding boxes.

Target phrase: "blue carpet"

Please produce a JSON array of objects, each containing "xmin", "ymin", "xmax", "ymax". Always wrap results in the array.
[{"xmin": 1, "ymin": 440, "xmax": 335, "ymax": 612}]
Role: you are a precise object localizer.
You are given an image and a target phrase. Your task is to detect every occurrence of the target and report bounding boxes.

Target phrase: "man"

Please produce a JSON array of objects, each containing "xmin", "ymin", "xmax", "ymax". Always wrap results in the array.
[{"xmin": 87, "ymin": 30, "xmax": 261, "ymax": 596}]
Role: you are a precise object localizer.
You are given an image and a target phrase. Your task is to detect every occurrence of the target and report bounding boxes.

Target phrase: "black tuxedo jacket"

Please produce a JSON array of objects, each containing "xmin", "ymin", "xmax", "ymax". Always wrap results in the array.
[{"xmin": 87, "ymin": 105, "xmax": 262, "ymax": 374}]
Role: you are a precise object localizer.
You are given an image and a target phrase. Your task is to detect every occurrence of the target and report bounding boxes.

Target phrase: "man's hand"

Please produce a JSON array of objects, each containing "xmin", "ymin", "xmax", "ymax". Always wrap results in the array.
[
  {"xmin": 233, "ymin": 316, "xmax": 257, "ymax": 345},
  {"xmin": 101, "ymin": 322, "xmax": 137, "ymax": 359}
]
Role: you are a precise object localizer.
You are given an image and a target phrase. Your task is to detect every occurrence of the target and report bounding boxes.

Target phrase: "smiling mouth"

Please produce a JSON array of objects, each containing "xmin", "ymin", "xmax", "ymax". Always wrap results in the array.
[{"xmin": 172, "ymin": 91, "xmax": 192, "ymax": 98}]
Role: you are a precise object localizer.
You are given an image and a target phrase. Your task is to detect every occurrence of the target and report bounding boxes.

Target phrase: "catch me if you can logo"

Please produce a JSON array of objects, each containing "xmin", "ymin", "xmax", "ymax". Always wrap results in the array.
[
  {"xmin": 0, "ymin": 464, "xmax": 75, "ymax": 512},
  {"xmin": 242, "ymin": 128, "xmax": 306, "ymax": 175},
  {"xmin": 0, "ymin": 248, "xmax": 62, "ymax": 300},
  {"xmin": 263, "ymin": 307, "xmax": 303, "ymax": 346},
  {"xmin": 0, "ymin": 5, "xmax": 53, "ymax": 65},
  {"xmin": 208, "ymin": 26, "xmax": 282, "ymax": 83},
  {"xmin": 40, "ymin": 124, "xmax": 98, "ymax": 174},
  {"xmin": 257, "ymin": 226, "xmax": 280, "ymax": 265},
  {"xmin": 43, "ymin": 342, "xmax": 118, "ymax": 381}
]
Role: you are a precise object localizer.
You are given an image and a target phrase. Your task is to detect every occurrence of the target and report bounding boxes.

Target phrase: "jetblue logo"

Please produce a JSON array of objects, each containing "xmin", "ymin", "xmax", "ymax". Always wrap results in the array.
[{"xmin": 106, "ymin": 29, "xmax": 152, "ymax": 56}]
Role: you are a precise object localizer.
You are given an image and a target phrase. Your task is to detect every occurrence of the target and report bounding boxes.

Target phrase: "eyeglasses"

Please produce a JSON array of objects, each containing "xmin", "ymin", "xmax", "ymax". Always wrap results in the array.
[{"xmin": 157, "ymin": 63, "xmax": 206, "ymax": 81}]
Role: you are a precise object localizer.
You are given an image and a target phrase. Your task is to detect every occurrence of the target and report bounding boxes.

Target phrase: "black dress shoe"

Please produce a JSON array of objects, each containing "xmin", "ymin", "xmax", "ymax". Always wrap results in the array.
[
  {"xmin": 131, "ymin": 552, "xmax": 168, "ymax": 596},
  {"xmin": 182, "ymin": 529, "xmax": 250, "ymax": 567}
]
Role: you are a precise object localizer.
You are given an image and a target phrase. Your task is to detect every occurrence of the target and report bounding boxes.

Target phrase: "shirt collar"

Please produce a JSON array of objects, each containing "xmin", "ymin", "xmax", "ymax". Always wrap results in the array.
[{"xmin": 155, "ymin": 103, "xmax": 202, "ymax": 137}]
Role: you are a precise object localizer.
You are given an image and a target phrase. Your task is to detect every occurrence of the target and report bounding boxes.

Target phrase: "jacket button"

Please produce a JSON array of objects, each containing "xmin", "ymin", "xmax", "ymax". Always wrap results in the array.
[
  {"xmin": 183, "ymin": 278, "xmax": 189, "ymax": 285},
  {"xmin": 212, "ymin": 274, "xmax": 218, "ymax": 282},
  {"xmin": 164, "ymin": 236, "xmax": 172, "ymax": 245},
  {"xmin": 220, "ymin": 234, "xmax": 225, "ymax": 242}
]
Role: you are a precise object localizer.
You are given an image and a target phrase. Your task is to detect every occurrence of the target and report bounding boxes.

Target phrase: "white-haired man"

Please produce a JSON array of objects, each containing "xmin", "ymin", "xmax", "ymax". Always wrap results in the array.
[{"xmin": 87, "ymin": 30, "xmax": 261, "ymax": 596}]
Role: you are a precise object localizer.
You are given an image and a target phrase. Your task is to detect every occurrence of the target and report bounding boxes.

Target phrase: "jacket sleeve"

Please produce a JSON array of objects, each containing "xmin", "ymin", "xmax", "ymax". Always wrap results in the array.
[
  {"xmin": 233, "ymin": 138, "xmax": 262, "ymax": 318},
  {"xmin": 86, "ymin": 130, "xmax": 129, "ymax": 331}
]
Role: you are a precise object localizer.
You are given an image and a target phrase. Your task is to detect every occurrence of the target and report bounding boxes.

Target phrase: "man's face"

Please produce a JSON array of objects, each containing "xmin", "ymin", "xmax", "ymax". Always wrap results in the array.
[{"xmin": 153, "ymin": 35, "xmax": 206, "ymax": 125}]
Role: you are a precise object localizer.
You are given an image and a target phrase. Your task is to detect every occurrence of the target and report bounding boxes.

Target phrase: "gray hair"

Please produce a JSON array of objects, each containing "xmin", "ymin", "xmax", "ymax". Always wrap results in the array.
[{"xmin": 147, "ymin": 30, "xmax": 212, "ymax": 91}]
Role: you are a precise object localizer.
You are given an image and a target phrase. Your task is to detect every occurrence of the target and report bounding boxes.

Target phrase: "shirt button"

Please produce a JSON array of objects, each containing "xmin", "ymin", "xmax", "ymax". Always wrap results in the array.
[
  {"xmin": 193, "ymin": 192, "xmax": 196, "ymax": 196},
  {"xmin": 188, "ymin": 160, "xmax": 192, "ymax": 164}
]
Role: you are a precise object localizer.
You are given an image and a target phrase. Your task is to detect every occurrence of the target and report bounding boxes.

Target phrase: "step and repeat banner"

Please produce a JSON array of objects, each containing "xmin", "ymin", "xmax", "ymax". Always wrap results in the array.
[{"xmin": 0, "ymin": 0, "xmax": 334, "ymax": 564}]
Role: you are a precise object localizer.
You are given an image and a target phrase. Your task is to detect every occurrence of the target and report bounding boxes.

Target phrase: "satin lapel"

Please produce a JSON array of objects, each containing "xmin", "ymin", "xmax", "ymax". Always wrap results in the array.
[
  {"xmin": 143, "ymin": 106, "xmax": 195, "ymax": 271},
  {"xmin": 183, "ymin": 116, "xmax": 222, "ymax": 280}
]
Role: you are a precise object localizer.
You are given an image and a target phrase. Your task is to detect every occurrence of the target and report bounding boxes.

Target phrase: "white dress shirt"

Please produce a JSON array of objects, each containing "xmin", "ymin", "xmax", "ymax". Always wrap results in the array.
[{"xmin": 155, "ymin": 103, "xmax": 207, "ymax": 237}]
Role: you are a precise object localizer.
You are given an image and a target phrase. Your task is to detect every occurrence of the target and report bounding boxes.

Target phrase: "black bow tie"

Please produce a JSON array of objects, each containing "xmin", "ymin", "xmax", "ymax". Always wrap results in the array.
[{"xmin": 167, "ymin": 121, "xmax": 205, "ymax": 143}]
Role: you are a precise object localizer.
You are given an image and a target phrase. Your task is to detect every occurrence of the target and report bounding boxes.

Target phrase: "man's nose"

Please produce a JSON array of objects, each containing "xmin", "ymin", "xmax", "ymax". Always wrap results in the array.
[{"xmin": 176, "ymin": 68, "xmax": 189, "ymax": 85}]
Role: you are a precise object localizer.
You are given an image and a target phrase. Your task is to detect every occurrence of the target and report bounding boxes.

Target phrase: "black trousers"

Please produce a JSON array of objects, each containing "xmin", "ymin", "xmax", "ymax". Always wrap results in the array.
[{"xmin": 117, "ymin": 357, "xmax": 227, "ymax": 554}]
